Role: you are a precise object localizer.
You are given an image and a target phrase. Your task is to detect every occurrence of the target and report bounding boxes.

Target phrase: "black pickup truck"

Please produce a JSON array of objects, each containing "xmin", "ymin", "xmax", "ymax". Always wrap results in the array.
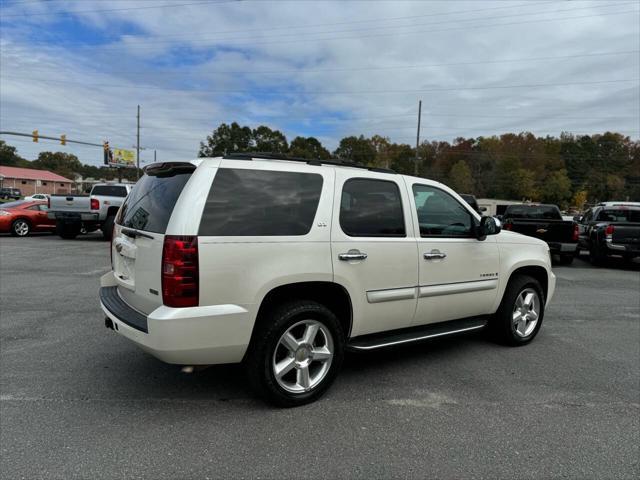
[
  {"xmin": 576, "ymin": 204, "xmax": 640, "ymax": 265},
  {"xmin": 502, "ymin": 204, "xmax": 579, "ymax": 264}
]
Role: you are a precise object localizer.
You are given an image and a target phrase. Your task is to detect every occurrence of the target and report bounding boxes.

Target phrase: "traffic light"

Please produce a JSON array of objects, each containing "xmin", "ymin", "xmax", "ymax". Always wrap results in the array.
[
  {"xmin": 103, "ymin": 141, "xmax": 113, "ymax": 165},
  {"xmin": 60, "ymin": 134, "xmax": 66, "ymax": 146},
  {"xmin": 32, "ymin": 130, "xmax": 38, "ymax": 142}
]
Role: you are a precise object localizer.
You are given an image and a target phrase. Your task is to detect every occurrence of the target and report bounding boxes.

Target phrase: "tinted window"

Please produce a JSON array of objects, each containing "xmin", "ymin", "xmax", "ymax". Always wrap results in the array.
[
  {"xmin": 117, "ymin": 164, "xmax": 193, "ymax": 233},
  {"xmin": 92, "ymin": 185, "xmax": 128, "ymax": 197},
  {"xmin": 413, "ymin": 185, "xmax": 473, "ymax": 237},
  {"xmin": 597, "ymin": 209, "xmax": 640, "ymax": 222},
  {"xmin": 340, "ymin": 179, "xmax": 405, "ymax": 237},
  {"xmin": 199, "ymin": 168, "xmax": 323, "ymax": 236},
  {"xmin": 504, "ymin": 205, "xmax": 560, "ymax": 219}
]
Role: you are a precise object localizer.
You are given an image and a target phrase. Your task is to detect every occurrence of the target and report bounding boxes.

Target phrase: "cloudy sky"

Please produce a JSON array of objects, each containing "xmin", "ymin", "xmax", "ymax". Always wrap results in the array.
[{"xmin": 1, "ymin": 0, "xmax": 639, "ymax": 167}]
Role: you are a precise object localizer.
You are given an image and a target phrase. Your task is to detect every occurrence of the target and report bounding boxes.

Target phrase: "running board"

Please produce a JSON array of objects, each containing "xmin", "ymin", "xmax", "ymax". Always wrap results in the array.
[{"xmin": 347, "ymin": 317, "xmax": 488, "ymax": 351}]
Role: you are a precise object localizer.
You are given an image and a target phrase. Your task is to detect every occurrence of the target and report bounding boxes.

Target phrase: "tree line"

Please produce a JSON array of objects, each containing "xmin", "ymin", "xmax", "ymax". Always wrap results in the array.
[{"xmin": 199, "ymin": 122, "xmax": 640, "ymax": 207}]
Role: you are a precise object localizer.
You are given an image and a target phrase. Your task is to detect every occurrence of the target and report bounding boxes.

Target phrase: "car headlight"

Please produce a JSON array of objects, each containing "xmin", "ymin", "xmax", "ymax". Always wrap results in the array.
[{"xmin": 0, "ymin": 210, "xmax": 10, "ymax": 216}]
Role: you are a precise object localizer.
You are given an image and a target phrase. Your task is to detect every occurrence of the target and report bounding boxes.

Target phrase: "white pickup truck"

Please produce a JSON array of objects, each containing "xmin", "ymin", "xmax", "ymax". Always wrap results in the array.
[{"xmin": 48, "ymin": 183, "xmax": 132, "ymax": 240}]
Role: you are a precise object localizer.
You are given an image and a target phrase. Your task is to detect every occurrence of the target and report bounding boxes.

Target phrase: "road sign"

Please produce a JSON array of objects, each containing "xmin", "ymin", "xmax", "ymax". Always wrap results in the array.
[{"xmin": 112, "ymin": 148, "xmax": 135, "ymax": 167}]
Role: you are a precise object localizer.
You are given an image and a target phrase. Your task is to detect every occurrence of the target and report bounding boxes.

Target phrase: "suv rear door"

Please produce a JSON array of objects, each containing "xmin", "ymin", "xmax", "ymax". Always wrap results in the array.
[
  {"xmin": 331, "ymin": 170, "xmax": 418, "ymax": 337},
  {"xmin": 112, "ymin": 162, "xmax": 196, "ymax": 314}
]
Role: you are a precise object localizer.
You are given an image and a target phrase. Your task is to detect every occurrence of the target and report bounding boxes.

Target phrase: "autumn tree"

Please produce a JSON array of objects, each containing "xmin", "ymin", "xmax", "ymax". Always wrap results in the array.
[{"xmin": 447, "ymin": 160, "xmax": 474, "ymax": 193}]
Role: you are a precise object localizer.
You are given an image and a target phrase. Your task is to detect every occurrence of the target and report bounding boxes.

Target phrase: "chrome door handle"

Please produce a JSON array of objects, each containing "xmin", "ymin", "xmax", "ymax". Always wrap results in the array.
[
  {"xmin": 424, "ymin": 250, "xmax": 446, "ymax": 260},
  {"xmin": 339, "ymin": 250, "xmax": 368, "ymax": 261}
]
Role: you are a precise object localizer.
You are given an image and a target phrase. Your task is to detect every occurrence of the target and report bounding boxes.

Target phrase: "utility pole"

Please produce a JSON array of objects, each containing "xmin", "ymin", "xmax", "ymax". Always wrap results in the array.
[
  {"xmin": 154, "ymin": 149, "xmax": 157, "ymax": 163},
  {"xmin": 136, "ymin": 105, "xmax": 141, "ymax": 180},
  {"xmin": 415, "ymin": 99, "xmax": 422, "ymax": 176}
]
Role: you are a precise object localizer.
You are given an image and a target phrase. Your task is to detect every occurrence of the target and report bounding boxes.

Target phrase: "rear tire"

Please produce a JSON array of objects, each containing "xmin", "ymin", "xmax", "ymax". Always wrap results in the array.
[
  {"xmin": 11, "ymin": 219, "xmax": 30, "ymax": 237},
  {"xmin": 102, "ymin": 215, "xmax": 115, "ymax": 241},
  {"xmin": 244, "ymin": 300, "xmax": 345, "ymax": 407},
  {"xmin": 490, "ymin": 274, "xmax": 545, "ymax": 346},
  {"xmin": 56, "ymin": 221, "xmax": 80, "ymax": 239},
  {"xmin": 589, "ymin": 245, "xmax": 606, "ymax": 266}
]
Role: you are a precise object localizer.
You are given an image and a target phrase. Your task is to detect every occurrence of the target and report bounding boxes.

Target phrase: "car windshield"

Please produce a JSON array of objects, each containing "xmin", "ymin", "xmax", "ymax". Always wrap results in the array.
[
  {"xmin": 0, "ymin": 200, "xmax": 28, "ymax": 209},
  {"xmin": 505, "ymin": 205, "xmax": 559, "ymax": 219}
]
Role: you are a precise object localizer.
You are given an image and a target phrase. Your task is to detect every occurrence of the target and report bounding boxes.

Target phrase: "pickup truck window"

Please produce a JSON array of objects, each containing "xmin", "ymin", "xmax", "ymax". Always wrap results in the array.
[
  {"xmin": 597, "ymin": 209, "xmax": 640, "ymax": 222},
  {"xmin": 412, "ymin": 185, "xmax": 473, "ymax": 237},
  {"xmin": 200, "ymin": 168, "xmax": 323, "ymax": 236},
  {"xmin": 504, "ymin": 205, "xmax": 560, "ymax": 219},
  {"xmin": 91, "ymin": 185, "xmax": 128, "ymax": 197},
  {"xmin": 340, "ymin": 178, "xmax": 405, "ymax": 237}
]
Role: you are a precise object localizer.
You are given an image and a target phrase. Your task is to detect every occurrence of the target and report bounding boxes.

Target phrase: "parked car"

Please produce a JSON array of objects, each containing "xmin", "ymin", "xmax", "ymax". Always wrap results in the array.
[
  {"xmin": 0, "ymin": 188, "xmax": 22, "ymax": 200},
  {"xmin": 502, "ymin": 204, "xmax": 578, "ymax": 265},
  {"xmin": 24, "ymin": 193, "xmax": 49, "ymax": 202},
  {"xmin": 576, "ymin": 204, "xmax": 640, "ymax": 265},
  {"xmin": 0, "ymin": 200, "xmax": 55, "ymax": 236},
  {"xmin": 100, "ymin": 154, "xmax": 555, "ymax": 407},
  {"xmin": 48, "ymin": 183, "xmax": 132, "ymax": 240},
  {"xmin": 459, "ymin": 194, "xmax": 487, "ymax": 214}
]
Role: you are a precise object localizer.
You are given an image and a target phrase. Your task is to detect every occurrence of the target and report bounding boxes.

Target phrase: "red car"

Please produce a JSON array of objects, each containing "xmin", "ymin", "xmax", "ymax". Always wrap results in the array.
[{"xmin": 0, "ymin": 200, "xmax": 56, "ymax": 236}]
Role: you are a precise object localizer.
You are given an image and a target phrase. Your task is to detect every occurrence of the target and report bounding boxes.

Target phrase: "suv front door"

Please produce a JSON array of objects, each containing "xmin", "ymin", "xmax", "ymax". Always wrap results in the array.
[
  {"xmin": 331, "ymin": 171, "xmax": 418, "ymax": 337},
  {"xmin": 408, "ymin": 181, "xmax": 500, "ymax": 326}
]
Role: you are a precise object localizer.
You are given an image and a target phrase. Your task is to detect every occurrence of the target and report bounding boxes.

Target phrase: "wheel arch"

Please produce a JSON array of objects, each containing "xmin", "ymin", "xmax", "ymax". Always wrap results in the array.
[
  {"xmin": 506, "ymin": 265, "xmax": 549, "ymax": 302},
  {"xmin": 254, "ymin": 281, "xmax": 353, "ymax": 339}
]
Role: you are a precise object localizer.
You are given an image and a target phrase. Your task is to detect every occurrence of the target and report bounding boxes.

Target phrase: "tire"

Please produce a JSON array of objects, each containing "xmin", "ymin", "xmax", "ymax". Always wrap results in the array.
[
  {"xmin": 11, "ymin": 219, "xmax": 30, "ymax": 237},
  {"xmin": 559, "ymin": 254, "xmax": 574, "ymax": 265},
  {"xmin": 244, "ymin": 300, "xmax": 345, "ymax": 407},
  {"xmin": 589, "ymin": 245, "xmax": 606, "ymax": 266},
  {"xmin": 102, "ymin": 215, "xmax": 115, "ymax": 241},
  {"xmin": 490, "ymin": 274, "xmax": 545, "ymax": 346},
  {"xmin": 56, "ymin": 221, "xmax": 80, "ymax": 239}
]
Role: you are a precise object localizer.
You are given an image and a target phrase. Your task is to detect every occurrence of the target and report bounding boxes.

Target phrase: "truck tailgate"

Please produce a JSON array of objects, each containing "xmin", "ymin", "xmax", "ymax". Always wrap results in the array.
[
  {"xmin": 611, "ymin": 223, "xmax": 640, "ymax": 247},
  {"xmin": 49, "ymin": 194, "xmax": 91, "ymax": 213}
]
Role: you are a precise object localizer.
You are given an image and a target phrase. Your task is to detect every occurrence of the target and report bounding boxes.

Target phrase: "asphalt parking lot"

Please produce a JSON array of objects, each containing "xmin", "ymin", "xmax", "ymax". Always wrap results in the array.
[{"xmin": 1, "ymin": 234, "xmax": 638, "ymax": 479}]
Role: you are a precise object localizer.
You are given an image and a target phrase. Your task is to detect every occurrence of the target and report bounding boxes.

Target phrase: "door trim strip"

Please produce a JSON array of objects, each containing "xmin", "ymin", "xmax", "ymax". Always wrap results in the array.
[
  {"xmin": 418, "ymin": 278, "xmax": 498, "ymax": 298},
  {"xmin": 366, "ymin": 287, "xmax": 417, "ymax": 304}
]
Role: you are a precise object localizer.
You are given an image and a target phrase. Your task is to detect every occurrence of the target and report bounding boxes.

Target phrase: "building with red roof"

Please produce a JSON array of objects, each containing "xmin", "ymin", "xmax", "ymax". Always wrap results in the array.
[{"xmin": 0, "ymin": 166, "xmax": 74, "ymax": 196}]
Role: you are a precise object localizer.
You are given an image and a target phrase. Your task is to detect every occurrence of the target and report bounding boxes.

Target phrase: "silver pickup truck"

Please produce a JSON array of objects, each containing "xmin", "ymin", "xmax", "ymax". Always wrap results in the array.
[{"xmin": 48, "ymin": 183, "xmax": 132, "ymax": 240}]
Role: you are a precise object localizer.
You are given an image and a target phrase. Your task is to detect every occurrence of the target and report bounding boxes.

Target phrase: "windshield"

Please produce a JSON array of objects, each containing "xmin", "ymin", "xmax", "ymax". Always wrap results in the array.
[
  {"xmin": 505, "ymin": 205, "xmax": 559, "ymax": 219},
  {"xmin": 0, "ymin": 200, "xmax": 28, "ymax": 209},
  {"xmin": 116, "ymin": 164, "xmax": 194, "ymax": 233}
]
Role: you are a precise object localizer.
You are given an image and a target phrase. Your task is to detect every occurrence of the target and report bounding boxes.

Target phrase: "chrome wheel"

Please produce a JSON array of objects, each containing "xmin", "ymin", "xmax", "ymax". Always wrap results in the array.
[
  {"xmin": 512, "ymin": 288, "xmax": 540, "ymax": 338},
  {"xmin": 272, "ymin": 319, "xmax": 334, "ymax": 394},
  {"xmin": 13, "ymin": 220, "xmax": 29, "ymax": 236}
]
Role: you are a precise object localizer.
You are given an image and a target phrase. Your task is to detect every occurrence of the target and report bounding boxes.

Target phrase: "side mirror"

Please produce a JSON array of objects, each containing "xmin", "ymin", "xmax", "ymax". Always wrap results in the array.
[{"xmin": 476, "ymin": 215, "xmax": 501, "ymax": 241}]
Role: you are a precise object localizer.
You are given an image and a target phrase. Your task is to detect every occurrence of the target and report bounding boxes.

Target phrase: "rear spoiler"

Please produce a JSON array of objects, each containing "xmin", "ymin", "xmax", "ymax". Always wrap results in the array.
[{"xmin": 143, "ymin": 162, "xmax": 196, "ymax": 177}]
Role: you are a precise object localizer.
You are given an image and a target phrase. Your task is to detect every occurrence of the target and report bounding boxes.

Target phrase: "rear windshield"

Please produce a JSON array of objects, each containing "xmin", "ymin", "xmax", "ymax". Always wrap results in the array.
[
  {"xmin": 504, "ymin": 205, "xmax": 560, "ymax": 219},
  {"xmin": 116, "ymin": 164, "xmax": 193, "ymax": 233},
  {"xmin": 597, "ymin": 209, "xmax": 640, "ymax": 222},
  {"xmin": 92, "ymin": 185, "xmax": 129, "ymax": 197},
  {"xmin": 199, "ymin": 168, "xmax": 323, "ymax": 236}
]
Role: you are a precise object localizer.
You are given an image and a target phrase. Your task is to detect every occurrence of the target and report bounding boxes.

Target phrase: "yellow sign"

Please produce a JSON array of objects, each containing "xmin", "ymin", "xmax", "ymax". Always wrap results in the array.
[{"xmin": 112, "ymin": 148, "xmax": 135, "ymax": 166}]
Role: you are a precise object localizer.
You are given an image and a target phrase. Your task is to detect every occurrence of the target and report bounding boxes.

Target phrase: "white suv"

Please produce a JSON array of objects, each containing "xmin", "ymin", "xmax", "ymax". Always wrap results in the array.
[{"xmin": 100, "ymin": 154, "xmax": 556, "ymax": 406}]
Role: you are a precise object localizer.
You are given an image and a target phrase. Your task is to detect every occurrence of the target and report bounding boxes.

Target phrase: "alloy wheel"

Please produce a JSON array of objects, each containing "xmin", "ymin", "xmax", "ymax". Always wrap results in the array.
[
  {"xmin": 512, "ymin": 288, "xmax": 540, "ymax": 338},
  {"xmin": 13, "ymin": 220, "xmax": 29, "ymax": 236}
]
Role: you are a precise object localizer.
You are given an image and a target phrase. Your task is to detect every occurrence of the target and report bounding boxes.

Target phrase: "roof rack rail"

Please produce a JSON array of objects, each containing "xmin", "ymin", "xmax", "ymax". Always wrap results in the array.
[{"xmin": 222, "ymin": 152, "xmax": 396, "ymax": 174}]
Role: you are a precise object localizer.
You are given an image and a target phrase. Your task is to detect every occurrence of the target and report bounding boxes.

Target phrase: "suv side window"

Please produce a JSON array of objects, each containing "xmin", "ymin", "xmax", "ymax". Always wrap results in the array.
[
  {"xmin": 339, "ymin": 178, "xmax": 405, "ymax": 237},
  {"xmin": 199, "ymin": 168, "xmax": 323, "ymax": 236},
  {"xmin": 412, "ymin": 184, "xmax": 473, "ymax": 237},
  {"xmin": 582, "ymin": 209, "xmax": 593, "ymax": 223}
]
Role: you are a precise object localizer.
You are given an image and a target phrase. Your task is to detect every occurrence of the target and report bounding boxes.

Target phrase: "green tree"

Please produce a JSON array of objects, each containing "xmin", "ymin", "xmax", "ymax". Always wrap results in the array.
[
  {"xmin": 198, "ymin": 122, "xmax": 253, "ymax": 157},
  {"xmin": 333, "ymin": 135, "xmax": 375, "ymax": 165},
  {"xmin": 288, "ymin": 136, "xmax": 331, "ymax": 159},
  {"xmin": 540, "ymin": 169, "xmax": 572, "ymax": 207},
  {"xmin": 253, "ymin": 126, "xmax": 288, "ymax": 153},
  {"xmin": 32, "ymin": 151, "xmax": 83, "ymax": 179},
  {"xmin": 447, "ymin": 160, "xmax": 474, "ymax": 193},
  {"xmin": 0, "ymin": 140, "xmax": 29, "ymax": 167}
]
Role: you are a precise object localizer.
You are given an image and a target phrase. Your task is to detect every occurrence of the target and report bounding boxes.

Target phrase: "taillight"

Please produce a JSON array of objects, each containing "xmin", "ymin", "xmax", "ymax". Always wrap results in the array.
[
  {"xmin": 504, "ymin": 222, "xmax": 513, "ymax": 230},
  {"xmin": 162, "ymin": 236, "xmax": 199, "ymax": 308},
  {"xmin": 90, "ymin": 198, "xmax": 99, "ymax": 210},
  {"xmin": 572, "ymin": 224, "xmax": 579, "ymax": 241},
  {"xmin": 605, "ymin": 225, "xmax": 615, "ymax": 236}
]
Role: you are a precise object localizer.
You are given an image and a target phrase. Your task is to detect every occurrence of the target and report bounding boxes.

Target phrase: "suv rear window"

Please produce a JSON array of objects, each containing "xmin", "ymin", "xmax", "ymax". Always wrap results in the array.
[
  {"xmin": 92, "ymin": 185, "xmax": 129, "ymax": 197},
  {"xmin": 116, "ymin": 164, "xmax": 194, "ymax": 233},
  {"xmin": 597, "ymin": 209, "xmax": 640, "ymax": 222},
  {"xmin": 504, "ymin": 205, "xmax": 560, "ymax": 219},
  {"xmin": 199, "ymin": 168, "xmax": 323, "ymax": 236}
]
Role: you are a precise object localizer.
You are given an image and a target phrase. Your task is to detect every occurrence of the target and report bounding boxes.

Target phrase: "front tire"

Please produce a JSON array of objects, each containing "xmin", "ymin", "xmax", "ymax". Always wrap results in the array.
[
  {"xmin": 56, "ymin": 221, "xmax": 80, "ymax": 239},
  {"xmin": 11, "ymin": 219, "xmax": 30, "ymax": 237},
  {"xmin": 244, "ymin": 300, "xmax": 345, "ymax": 407},
  {"xmin": 490, "ymin": 274, "xmax": 545, "ymax": 346}
]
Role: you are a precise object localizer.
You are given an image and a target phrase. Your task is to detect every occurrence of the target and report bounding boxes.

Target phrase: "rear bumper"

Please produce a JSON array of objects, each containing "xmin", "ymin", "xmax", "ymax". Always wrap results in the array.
[
  {"xmin": 99, "ymin": 273, "xmax": 253, "ymax": 365},
  {"xmin": 547, "ymin": 242, "xmax": 578, "ymax": 254},
  {"xmin": 48, "ymin": 211, "xmax": 99, "ymax": 222},
  {"xmin": 605, "ymin": 242, "xmax": 640, "ymax": 256}
]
